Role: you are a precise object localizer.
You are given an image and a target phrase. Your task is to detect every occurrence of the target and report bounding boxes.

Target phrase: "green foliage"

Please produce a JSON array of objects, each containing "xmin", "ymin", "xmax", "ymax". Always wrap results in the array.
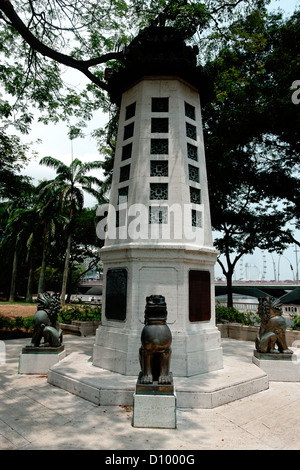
[
  {"xmin": 0, "ymin": 305, "xmax": 101, "ymax": 331},
  {"xmin": 290, "ymin": 314, "xmax": 300, "ymax": 331},
  {"xmin": 0, "ymin": 315, "xmax": 34, "ymax": 331},
  {"xmin": 58, "ymin": 304, "xmax": 101, "ymax": 324},
  {"xmin": 0, "ymin": 159, "xmax": 104, "ymax": 299},
  {"xmin": 202, "ymin": 7, "xmax": 300, "ymax": 305},
  {"xmin": 22, "ymin": 316, "xmax": 34, "ymax": 331},
  {"xmin": 37, "ymin": 157, "xmax": 105, "ymax": 302},
  {"xmin": 215, "ymin": 302, "xmax": 259, "ymax": 326},
  {"xmin": 0, "ymin": 315, "xmax": 13, "ymax": 330},
  {"xmin": 0, "ymin": 0, "xmax": 131, "ymax": 136},
  {"xmin": 0, "ymin": 131, "xmax": 34, "ymax": 198}
]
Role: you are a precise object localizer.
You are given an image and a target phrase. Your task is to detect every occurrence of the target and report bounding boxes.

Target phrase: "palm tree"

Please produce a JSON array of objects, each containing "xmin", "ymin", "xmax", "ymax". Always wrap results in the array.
[
  {"xmin": 33, "ymin": 183, "xmax": 63, "ymax": 295},
  {"xmin": 3, "ymin": 189, "xmax": 36, "ymax": 301},
  {"xmin": 39, "ymin": 156, "xmax": 103, "ymax": 305},
  {"xmin": 4, "ymin": 188, "xmax": 58, "ymax": 301}
]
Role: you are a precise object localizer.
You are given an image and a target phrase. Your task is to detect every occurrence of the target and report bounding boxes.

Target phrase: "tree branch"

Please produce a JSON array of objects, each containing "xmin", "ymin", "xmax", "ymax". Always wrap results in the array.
[
  {"xmin": 0, "ymin": 0, "xmax": 124, "ymax": 91},
  {"xmin": 211, "ymin": 0, "xmax": 246, "ymax": 14}
]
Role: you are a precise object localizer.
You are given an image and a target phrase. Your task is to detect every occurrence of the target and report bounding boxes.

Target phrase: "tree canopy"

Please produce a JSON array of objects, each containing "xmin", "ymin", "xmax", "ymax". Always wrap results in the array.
[
  {"xmin": 0, "ymin": 0, "xmax": 269, "ymax": 133},
  {"xmin": 201, "ymin": 6, "xmax": 300, "ymax": 301}
]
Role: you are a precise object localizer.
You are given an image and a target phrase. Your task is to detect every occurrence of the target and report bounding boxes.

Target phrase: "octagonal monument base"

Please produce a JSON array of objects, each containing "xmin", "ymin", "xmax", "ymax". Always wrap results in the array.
[{"xmin": 47, "ymin": 339, "xmax": 269, "ymax": 409}]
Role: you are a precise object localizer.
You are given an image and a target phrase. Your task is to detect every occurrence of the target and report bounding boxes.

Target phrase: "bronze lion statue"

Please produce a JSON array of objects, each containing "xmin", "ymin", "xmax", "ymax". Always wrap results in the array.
[
  {"xmin": 255, "ymin": 296, "xmax": 292, "ymax": 355},
  {"xmin": 139, "ymin": 295, "xmax": 172, "ymax": 385},
  {"xmin": 30, "ymin": 291, "xmax": 63, "ymax": 348}
]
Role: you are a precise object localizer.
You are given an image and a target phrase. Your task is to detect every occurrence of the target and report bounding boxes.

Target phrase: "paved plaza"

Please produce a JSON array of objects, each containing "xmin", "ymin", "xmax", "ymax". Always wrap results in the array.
[{"xmin": 1, "ymin": 335, "xmax": 300, "ymax": 451}]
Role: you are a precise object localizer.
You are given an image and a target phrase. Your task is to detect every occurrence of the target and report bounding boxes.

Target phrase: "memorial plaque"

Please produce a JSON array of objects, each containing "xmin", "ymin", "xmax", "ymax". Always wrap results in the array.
[
  {"xmin": 189, "ymin": 270, "xmax": 211, "ymax": 322},
  {"xmin": 105, "ymin": 269, "xmax": 127, "ymax": 320}
]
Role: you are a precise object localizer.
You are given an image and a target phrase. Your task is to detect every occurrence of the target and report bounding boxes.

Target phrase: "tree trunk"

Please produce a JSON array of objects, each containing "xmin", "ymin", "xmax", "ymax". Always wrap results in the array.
[
  {"xmin": 226, "ymin": 271, "xmax": 234, "ymax": 308},
  {"xmin": 60, "ymin": 234, "xmax": 72, "ymax": 306},
  {"xmin": 217, "ymin": 257, "xmax": 235, "ymax": 308},
  {"xmin": 37, "ymin": 225, "xmax": 48, "ymax": 294},
  {"xmin": 9, "ymin": 248, "xmax": 18, "ymax": 302},
  {"xmin": 25, "ymin": 252, "xmax": 34, "ymax": 302}
]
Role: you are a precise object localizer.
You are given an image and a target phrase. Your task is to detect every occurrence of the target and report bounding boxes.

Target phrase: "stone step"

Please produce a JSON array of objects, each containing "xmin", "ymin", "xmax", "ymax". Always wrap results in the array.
[{"xmin": 47, "ymin": 339, "xmax": 269, "ymax": 409}]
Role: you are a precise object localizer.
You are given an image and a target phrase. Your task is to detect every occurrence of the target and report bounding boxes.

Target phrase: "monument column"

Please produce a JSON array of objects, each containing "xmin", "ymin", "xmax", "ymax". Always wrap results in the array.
[{"xmin": 93, "ymin": 24, "xmax": 223, "ymax": 376}]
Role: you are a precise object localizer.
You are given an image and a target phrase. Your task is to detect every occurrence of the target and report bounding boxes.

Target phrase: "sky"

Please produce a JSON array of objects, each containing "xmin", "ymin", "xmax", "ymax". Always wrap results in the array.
[{"xmin": 19, "ymin": 0, "xmax": 300, "ymax": 281}]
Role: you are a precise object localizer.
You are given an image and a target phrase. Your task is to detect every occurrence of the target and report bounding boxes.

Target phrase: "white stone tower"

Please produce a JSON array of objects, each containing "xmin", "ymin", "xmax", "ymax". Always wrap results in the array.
[{"xmin": 93, "ymin": 24, "xmax": 223, "ymax": 376}]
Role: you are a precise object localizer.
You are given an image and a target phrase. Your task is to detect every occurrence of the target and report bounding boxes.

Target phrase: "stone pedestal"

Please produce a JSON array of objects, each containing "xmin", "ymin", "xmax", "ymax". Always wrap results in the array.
[
  {"xmin": 132, "ymin": 373, "xmax": 176, "ymax": 428},
  {"xmin": 252, "ymin": 349, "xmax": 300, "ymax": 381},
  {"xmin": 19, "ymin": 345, "xmax": 66, "ymax": 375},
  {"xmin": 93, "ymin": 245, "xmax": 223, "ymax": 377}
]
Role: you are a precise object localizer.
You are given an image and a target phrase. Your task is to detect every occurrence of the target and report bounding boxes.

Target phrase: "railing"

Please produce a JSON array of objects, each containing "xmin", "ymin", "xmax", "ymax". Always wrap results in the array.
[
  {"xmin": 218, "ymin": 301, "xmax": 258, "ymax": 312},
  {"xmin": 218, "ymin": 301, "xmax": 300, "ymax": 316}
]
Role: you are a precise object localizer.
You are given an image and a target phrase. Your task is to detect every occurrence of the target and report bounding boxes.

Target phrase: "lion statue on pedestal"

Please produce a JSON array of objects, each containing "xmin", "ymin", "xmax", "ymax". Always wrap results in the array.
[
  {"xmin": 30, "ymin": 291, "xmax": 63, "ymax": 348},
  {"xmin": 255, "ymin": 296, "xmax": 292, "ymax": 355},
  {"xmin": 139, "ymin": 295, "xmax": 172, "ymax": 385}
]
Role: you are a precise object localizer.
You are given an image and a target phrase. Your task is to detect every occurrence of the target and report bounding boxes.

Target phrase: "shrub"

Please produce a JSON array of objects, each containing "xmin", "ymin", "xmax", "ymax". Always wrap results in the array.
[
  {"xmin": 215, "ymin": 302, "xmax": 259, "ymax": 326},
  {"xmin": 0, "ymin": 316, "xmax": 13, "ymax": 330},
  {"xmin": 14, "ymin": 316, "xmax": 25, "ymax": 329},
  {"xmin": 22, "ymin": 316, "xmax": 34, "ymax": 331},
  {"xmin": 290, "ymin": 314, "xmax": 300, "ymax": 331},
  {"xmin": 58, "ymin": 304, "xmax": 101, "ymax": 324},
  {"xmin": 0, "ymin": 315, "xmax": 34, "ymax": 331}
]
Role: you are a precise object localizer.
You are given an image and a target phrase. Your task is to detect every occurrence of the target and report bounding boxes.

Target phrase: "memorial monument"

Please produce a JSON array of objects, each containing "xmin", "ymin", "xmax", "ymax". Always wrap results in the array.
[
  {"xmin": 93, "ymin": 18, "xmax": 223, "ymax": 377},
  {"xmin": 48, "ymin": 20, "xmax": 272, "ymax": 407}
]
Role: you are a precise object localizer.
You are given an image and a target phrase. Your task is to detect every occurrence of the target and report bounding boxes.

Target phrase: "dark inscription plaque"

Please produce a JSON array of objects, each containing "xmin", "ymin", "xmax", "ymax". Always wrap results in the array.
[
  {"xmin": 105, "ymin": 269, "xmax": 127, "ymax": 320},
  {"xmin": 189, "ymin": 270, "xmax": 211, "ymax": 322}
]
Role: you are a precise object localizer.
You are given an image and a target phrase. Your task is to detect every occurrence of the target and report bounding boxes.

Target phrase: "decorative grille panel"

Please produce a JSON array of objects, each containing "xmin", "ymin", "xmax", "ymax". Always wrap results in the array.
[
  {"xmin": 150, "ymin": 183, "xmax": 168, "ymax": 200},
  {"xmin": 186, "ymin": 122, "xmax": 197, "ymax": 140},
  {"xmin": 122, "ymin": 143, "xmax": 132, "ymax": 161},
  {"xmin": 124, "ymin": 122, "xmax": 134, "ymax": 140},
  {"xmin": 152, "ymin": 97, "xmax": 169, "ymax": 112},
  {"xmin": 125, "ymin": 102, "xmax": 136, "ymax": 120},
  {"xmin": 188, "ymin": 164, "xmax": 200, "ymax": 182},
  {"xmin": 151, "ymin": 139, "xmax": 169, "ymax": 154},
  {"xmin": 185, "ymin": 102, "xmax": 196, "ymax": 120},
  {"xmin": 150, "ymin": 160, "xmax": 168, "ymax": 177},
  {"xmin": 190, "ymin": 187, "xmax": 201, "ymax": 204},
  {"xmin": 151, "ymin": 118, "xmax": 168, "ymax": 133},
  {"xmin": 119, "ymin": 164, "xmax": 130, "ymax": 182},
  {"xmin": 191, "ymin": 209, "xmax": 202, "ymax": 227},
  {"xmin": 187, "ymin": 143, "xmax": 198, "ymax": 161},
  {"xmin": 149, "ymin": 206, "xmax": 168, "ymax": 224}
]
